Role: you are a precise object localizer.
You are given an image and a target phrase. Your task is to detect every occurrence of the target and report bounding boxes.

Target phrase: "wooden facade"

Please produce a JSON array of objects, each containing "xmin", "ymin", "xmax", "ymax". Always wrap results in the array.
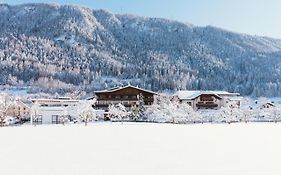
[
  {"xmin": 6, "ymin": 99, "xmax": 30, "ymax": 119},
  {"xmin": 195, "ymin": 94, "xmax": 222, "ymax": 109},
  {"xmin": 174, "ymin": 90, "xmax": 242, "ymax": 110},
  {"xmin": 91, "ymin": 85, "xmax": 157, "ymax": 109}
]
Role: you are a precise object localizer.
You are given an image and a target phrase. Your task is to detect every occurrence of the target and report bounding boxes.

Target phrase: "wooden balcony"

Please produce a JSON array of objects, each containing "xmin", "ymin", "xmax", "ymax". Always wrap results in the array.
[
  {"xmin": 95, "ymin": 98, "xmax": 154, "ymax": 108},
  {"xmin": 96, "ymin": 100, "xmax": 137, "ymax": 107},
  {"xmin": 196, "ymin": 102, "xmax": 218, "ymax": 108}
]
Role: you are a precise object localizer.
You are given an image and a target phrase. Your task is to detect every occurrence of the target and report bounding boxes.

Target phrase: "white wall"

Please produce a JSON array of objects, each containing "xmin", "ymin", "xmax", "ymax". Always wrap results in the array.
[{"xmin": 32, "ymin": 106, "xmax": 80, "ymax": 124}]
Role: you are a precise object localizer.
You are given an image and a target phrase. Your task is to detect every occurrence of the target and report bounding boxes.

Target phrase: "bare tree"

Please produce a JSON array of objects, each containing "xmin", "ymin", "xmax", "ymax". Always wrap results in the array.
[
  {"xmin": 0, "ymin": 93, "xmax": 12, "ymax": 127},
  {"xmin": 30, "ymin": 102, "xmax": 40, "ymax": 126},
  {"xmin": 59, "ymin": 108, "xmax": 69, "ymax": 125},
  {"xmin": 76, "ymin": 99, "xmax": 97, "ymax": 126}
]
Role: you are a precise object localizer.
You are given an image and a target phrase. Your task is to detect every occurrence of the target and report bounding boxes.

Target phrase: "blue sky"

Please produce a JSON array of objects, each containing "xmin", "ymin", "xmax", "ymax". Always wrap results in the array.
[{"xmin": 2, "ymin": 0, "xmax": 281, "ymax": 38}]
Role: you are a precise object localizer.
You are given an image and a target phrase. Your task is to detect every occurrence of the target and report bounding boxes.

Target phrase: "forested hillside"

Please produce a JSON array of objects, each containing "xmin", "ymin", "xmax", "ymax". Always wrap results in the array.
[{"xmin": 1, "ymin": 3, "xmax": 281, "ymax": 96}]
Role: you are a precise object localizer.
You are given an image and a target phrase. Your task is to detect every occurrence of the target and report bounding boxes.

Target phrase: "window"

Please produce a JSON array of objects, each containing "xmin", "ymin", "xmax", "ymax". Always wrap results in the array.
[
  {"xmin": 52, "ymin": 115, "xmax": 60, "ymax": 124},
  {"xmin": 131, "ymin": 96, "xmax": 137, "ymax": 100},
  {"xmin": 200, "ymin": 95, "xmax": 214, "ymax": 101},
  {"xmin": 99, "ymin": 95, "xmax": 106, "ymax": 99},
  {"xmin": 52, "ymin": 115, "xmax": 70, "ymax": 124},
  {"xmin": 33, "ymin": 115, "xmax": 42, "ymax": 125},
  {"xmin": 50, "ymin": 104, "xmax": 62, "ymax": 107}
]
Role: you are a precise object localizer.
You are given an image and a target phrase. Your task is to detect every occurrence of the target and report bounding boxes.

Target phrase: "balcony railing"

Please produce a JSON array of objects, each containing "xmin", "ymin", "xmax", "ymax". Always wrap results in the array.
[
  {"xmin": 97, "ymin": 96, "xmax": 153, "ymax": 101},
  {"xmin": 96, "ymin": 98, "xmax": 153, "ymax": 107},
  {"xmin": 96, "ymin": 100, "xmax": 137, "ymax": 106},
  {"xmin": 196, "ymin": 102, "xmax": 218, "ymax": 108}
]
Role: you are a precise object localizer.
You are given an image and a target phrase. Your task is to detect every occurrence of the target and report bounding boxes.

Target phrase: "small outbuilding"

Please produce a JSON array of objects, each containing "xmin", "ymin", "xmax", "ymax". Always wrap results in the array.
[{"xmin": 30, "ymin": 97, "xmax": 80, "ymax": 124}]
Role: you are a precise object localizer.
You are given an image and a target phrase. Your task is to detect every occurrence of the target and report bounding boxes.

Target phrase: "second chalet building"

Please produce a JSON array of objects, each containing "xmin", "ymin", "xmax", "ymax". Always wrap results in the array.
[
  {"xmin": 174, "ymin": 90, "xmax": 242, "ymax": 110},
  {"xmin": 89, "ymin": 85, "xmax": 158, "ymax": 109}
]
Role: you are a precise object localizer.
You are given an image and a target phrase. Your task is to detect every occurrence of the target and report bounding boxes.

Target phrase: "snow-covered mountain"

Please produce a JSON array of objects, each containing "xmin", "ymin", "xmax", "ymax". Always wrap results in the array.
[{"xmin": 1, "ymin": 3, "xmax": 281, "ymax": 96}]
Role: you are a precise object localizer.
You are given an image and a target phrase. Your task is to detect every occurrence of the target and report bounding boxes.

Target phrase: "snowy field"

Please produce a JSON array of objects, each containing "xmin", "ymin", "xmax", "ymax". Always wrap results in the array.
[{"xmin": 1, "ymin": 123, "xmax": 281, "ymax": 175}]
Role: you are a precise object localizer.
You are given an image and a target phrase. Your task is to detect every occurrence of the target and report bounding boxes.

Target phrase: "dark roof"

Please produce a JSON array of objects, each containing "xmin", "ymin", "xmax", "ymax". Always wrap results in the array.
[
  {"xmin": 94, "ymin": 85, "xmax": 157, "ymax": 94},
  {"xmin": 87, "ymin": 85, "xmax": 158, "ymax": 100},
  {"xmin": 174, "ymin": 90, "xmax": 223, "ymax": 100}
]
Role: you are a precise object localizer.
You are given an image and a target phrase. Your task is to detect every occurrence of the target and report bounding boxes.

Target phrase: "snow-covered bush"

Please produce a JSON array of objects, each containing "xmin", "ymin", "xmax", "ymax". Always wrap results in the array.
[
  {"xmin": 108, "ymin": 103, "xmax": 130, "ymax": 121},
  {"xmin": 218, "ymin": 107, "xmax": 243, "ymax": 123},
  {"xmin": 4, "ymin": 116, "xmax": 18, "ymax": 126},
  {"xmin": 198, "ymin": 106, "xmax": 243, "ymax": 124},
  {"xmin": 144, "ymin": 96, "xmax": 175, "ymax": 123},
  {"xmin": 272, "ymin": 105, "xmax": 281, "ymax": 122},
  {"xmin": 145, "ymin": 96, "xmax": 198, "ymax": 123},
  {"xmin": 239, "ymin": 97, "xmax": 256, "ymax": 122},
  {"xmin": 172, "ymin": 103, "xmax": 200, "ymax": 124},
  {"xmin": 251, "ymin": 104, "xmax": 281, "ymax": 122},
  {"xmin": 75, "ymin": 99, "xmax": 97, "ymax": 126}
]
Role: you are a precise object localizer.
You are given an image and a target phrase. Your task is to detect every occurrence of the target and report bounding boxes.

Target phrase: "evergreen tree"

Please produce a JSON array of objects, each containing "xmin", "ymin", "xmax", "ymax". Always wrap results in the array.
[{"xmin": 138, "ymin": 93, "xmax": 146, "ymax": 121}]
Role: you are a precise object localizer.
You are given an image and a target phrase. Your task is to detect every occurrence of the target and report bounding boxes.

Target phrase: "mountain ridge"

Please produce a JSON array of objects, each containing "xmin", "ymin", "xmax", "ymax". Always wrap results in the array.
[{"xmin": 0, "ymin": 3, "xmax": 281, "ymax": 96}]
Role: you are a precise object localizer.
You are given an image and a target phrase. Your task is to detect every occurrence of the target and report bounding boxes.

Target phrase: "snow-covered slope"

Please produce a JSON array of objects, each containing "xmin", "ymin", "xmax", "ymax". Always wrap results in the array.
[
  {"xmin": 1, "ymin": 123, "xmax": 281, "ymax": 175},
  {"xmin": 1, "ymin": 3, "xmax": 281, "ymax": 96}
]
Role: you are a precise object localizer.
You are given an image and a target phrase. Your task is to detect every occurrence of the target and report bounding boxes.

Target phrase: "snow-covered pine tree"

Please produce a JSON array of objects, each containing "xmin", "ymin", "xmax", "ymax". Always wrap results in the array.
[
  {"xmin": 130, "ymin": 93, "xmax": 146, "ymax": 121},
  {"xmin": 130, "ymin": 104, "xmax": 139, "ymax": 121},
  {"xmin": 137, "ymin": 93, "xmax": 146, "ymax": 121}
]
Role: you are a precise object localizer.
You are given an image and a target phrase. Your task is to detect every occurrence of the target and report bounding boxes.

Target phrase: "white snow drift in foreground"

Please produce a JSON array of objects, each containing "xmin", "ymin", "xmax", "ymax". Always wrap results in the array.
[{"xmin": 1, "ymin": 123, "xmax": 281, "ymax": 175}]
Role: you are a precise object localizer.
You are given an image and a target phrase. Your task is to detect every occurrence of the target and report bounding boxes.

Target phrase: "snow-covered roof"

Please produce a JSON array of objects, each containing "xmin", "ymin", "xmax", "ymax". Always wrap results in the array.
[
  {"xmin": 212, "ymin": 91, "xmax": 240, "ymax": 96},
  {"xmin": 262, "ymin": 102, "xmax": 275, "ymax": 107},
  {"xmin": 11, "ymin": 100, "xmax": 31, "ymax": 109},
  {"xmin": 174, "ymin": 90, "xmax": 239, "ymax": 100},
  {"xmin": 31, "ymin": 98, "xmax": 80, "ymax": 103},
  {"xmin": 94, "ymin": 85, "xmax": 158, "ymax": 95},
  {"xmin": 227, "ymin": 96, "xmax": 243, "ymax": 101},
  {"xmin": 174, "ymin": 91, "xmax": 203, "ymax": 100}
]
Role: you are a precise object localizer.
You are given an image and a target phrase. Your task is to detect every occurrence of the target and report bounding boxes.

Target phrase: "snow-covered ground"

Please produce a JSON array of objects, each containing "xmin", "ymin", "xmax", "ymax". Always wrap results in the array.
[{"xmin": 1, "ymin": 123, "xmax": 281, "ymax": 175}]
